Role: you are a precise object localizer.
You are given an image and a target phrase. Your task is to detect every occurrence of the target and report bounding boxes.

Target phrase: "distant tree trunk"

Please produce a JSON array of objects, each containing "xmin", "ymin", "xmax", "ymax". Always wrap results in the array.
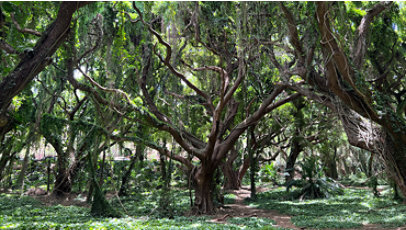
[
  {"xmin": 47, "ymin": 158, "xmax": 51, "ymax": 193},
  {"xmin": 3, "ymin": 156, "xmax": 16, "ymax": 189},
  {"xmin": 382, "ymin": 134, "xmax": 406, "ymax": 199},
  {"xmin": 99, "ymin": 150, "xmax": 106, "ymax": 186},
  {"xmin": 222, "ymin": 148, "xmax": 240, "ymax": 190},
  {"xmin": 222, "ymin": 163, "xmax": 239, "ymax": 190},
  {"xmin": 341, "ymin": 158, "xmax": 350, "ymax": 176},
  {"xmin": 15, "ymin": 146, "xmax": 31, "ymax": 190},
  {"xmin": 237, "ymin": 158, "xmax": 250, "ymax": 186},
  {"xmin": 285, "ymin": 138, "xmax": 302, "ymax": 183},
  {"xmin": 88, "ymin": 150, "xmax": 121, "ymax": 217},
  {"xmin": 367, "ymin": 153, "xmax": 374, "ymax": 178},
  {"xmin": 160, "ymin": 140, "xmax": 167, "ymax": 184},
  {"xmin": 118, "ymin": 154, "xmax": 137, "ymax": 196},
  {"xmin": 0, "ymin": 141, "xmax": 14, "ymax": 182},
  {"xmin": 248, "ymin": 127, "xmax": 257, "ymax": 200},
  {"xmin": 324, "ymin": 147, "xmax": 339, "ymax": 179},
  {"xmin": 285, "ymin": 98, "xmax": 305, "ymax": 183},
  {"xmin": 54, "ymin": 170, "xmax": 71, "ymax": 196}
]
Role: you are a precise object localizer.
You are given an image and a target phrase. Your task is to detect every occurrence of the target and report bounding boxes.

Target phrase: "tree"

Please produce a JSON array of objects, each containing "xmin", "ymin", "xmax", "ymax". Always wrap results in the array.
[
  {"xmin": 130, "ymin": 2, "xmax": 301, "ymax": 213},
  {"xmin": 274, "ymin": 2, "xmax": 406, "ymax": 197}
]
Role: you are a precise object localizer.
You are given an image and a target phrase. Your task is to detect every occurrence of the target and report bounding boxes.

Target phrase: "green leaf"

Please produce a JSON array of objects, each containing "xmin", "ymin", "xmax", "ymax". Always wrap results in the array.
[{"xmin": 2, "ymin": 2, "xmax": 15, "ymax": 13}]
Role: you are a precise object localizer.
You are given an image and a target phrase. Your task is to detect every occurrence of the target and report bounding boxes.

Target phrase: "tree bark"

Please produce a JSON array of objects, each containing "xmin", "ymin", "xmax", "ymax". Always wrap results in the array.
[
  {"xmin": 222, "ymin": 148, "xmax": 240, "ymax": 190},
  {"xmin": 285, "ymin": 98, "xmax": 305, "ymax": 183},
  {"xmin": 381, "ymin": 133, "xmax": 406, "ymax": 198},
  {"xmin": 192, "ymin": 164, "xmax": 216, "ymax": 214},
  {"xmin": 222, "ymin": 163, "xmax": 240, "ymax": 190},
  {"xmin": 285, "ymin": 140, "xmax": 302, "ymax": 183}
]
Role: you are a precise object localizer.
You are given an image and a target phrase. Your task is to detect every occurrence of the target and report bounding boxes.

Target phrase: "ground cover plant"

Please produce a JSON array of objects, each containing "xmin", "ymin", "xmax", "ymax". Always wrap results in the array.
[
  {"xmin": 0, "ymin": 193, "xmax": 283, "ymax": 230},
  {"xmin": 245, "ymin": 187, "xmax": 406, "ymax": 229}
]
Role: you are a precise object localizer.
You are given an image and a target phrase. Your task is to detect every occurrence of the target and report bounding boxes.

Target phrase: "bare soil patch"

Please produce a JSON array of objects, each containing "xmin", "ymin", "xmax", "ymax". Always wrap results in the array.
[{"xmin": 210, "ymin": 186, "xmax": 300, "ymax": 229}]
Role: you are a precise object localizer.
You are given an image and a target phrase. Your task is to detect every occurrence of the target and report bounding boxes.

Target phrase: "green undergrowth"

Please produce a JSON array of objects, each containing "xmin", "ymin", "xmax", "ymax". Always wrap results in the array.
[
  {"xmin": 224, "ymin": 193, "xmax": 237, "ymax": 204},
  {"xmin": 245, "ymin": 187, "xmax": 406, "ymax": 229},
  {"xmin": 0, "ymin": 193, "xmax": 282, "ymax": 230}
]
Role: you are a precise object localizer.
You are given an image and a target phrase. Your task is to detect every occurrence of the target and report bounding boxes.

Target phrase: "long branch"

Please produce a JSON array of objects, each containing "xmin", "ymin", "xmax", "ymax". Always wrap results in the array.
[
  {"xmin": 215, "ymin": 85, "xmax": 289, "ymax": 161},
  {"xmin": 11, "ymin": 13, "xmax": 41, "ymax": 37},
  {"xmin": 0, "ymin": 2, "xmax": 89, "ymax": 116},
  {"xmin": 353, "ymin": 1, "xmax": 393, "ymax": 69},
  {"xmin": 139, "ymin": 47, "xmax": 205, "ymax": 159},
  {"xmin": 315, "ymin": 2, "xmax": 380, "ymax": 123},
  {"xmin": 279, "ymin": 2, "xmax": 304, "ymax": 65},
  {"xmin": 133, "ymin": 4, "xmax": 212, "ymax": 108}
]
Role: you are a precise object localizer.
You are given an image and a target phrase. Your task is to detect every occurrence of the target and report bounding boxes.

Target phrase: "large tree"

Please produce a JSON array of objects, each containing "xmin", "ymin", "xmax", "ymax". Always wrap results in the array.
[{"xmin": 273, "ymin": 2, "xmax": 406, "ymax": 196}]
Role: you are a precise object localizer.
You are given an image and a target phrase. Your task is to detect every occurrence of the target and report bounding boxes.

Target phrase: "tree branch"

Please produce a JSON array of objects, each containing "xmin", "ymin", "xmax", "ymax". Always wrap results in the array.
[
  {"xmin": 279, "ymin": 2, "xmax": 304, "ymax": 65},
  {"xmin": 0, "ymin": 39, "xmax": 20, "ymax": 55},
  {"xmin": 315, "ymin": 2, "xmax": 380, "ymax": 122},
  {"xmin": 139, "ymin": 45, "xmax": 205, "ymax": 160},
  {"xmin": 353, "ymin": 1, "xmax": 393, "ymax": 69},
  {"xmin": 0, "ymin": 2, "xmax": 90, "ymax": 119},
  {"xmin": 11, "ymin": 13, "xmax": 41, "ymax": 37},
  {"xmin": 133, "ymin": 4, "xmax": 213, "ymax": 109}
]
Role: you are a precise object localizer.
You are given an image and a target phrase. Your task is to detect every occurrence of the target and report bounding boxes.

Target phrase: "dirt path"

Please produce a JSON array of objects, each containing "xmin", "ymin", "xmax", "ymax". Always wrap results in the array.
[
  {"xmin": 210, "ymin": 186, "xmax": 406, "ymax": 230},
  {"xmin": 210, "ymin": 186, "xmax": 300, "ymax": 229}
]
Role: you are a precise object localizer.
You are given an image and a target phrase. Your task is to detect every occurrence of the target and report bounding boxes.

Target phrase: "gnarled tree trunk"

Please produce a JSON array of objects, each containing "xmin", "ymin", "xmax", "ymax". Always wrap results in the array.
[
  {"xmin": 382, "ymin": 133, "xmax": 406, "ymax": 198},
  {"xmin": 192, "ymin": 164, "xmax": 216, "ymax": 214}
]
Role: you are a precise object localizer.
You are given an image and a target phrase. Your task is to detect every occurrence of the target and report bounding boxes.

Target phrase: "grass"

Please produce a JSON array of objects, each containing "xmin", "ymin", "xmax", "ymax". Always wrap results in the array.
[
  {"xmin": 2, "ymin": 185, "xmax": 404, "ymax": 229},
  {"xmin": 0, "ymin": 192, "xmax": 282, "ymax": 230},
  {"xmin": 245, "ymin": 186, "xmax": 406, "ymax": 229}
]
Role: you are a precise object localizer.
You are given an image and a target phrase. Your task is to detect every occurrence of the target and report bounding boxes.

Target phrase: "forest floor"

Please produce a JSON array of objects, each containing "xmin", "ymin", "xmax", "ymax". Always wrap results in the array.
[
  {"xmin": 3, "ymin": 185, "xmax": 406, "ymax": 229},
  {"xmin": 211, "ymin": 186, "xmax": 299, "ymax": 229},
  {"xmin": 211, "ymin": 186, "xmax": 406, "ymax": 230}
]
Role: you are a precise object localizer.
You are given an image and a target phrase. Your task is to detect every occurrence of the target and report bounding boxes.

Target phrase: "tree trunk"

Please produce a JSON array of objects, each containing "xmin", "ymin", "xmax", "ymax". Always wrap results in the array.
[
  {"xmin": 381, "ymin": 133, "xmax": 406, "ymax": 199},
  {"xmin": 325, "ymin": 149, "xmax": 339, "ymax": 180},
  {"xmin": 118, "ymin": 155, "xmax": 137, "ymax": 196},
  {"xmin": 285, "ymin": 140, "xmax": 302, "ymax": 183},
  {"xmin": 222, "ymin": 148, "xmax": 240, "ymax": 190},
  {"xmin": 15, "ymin": 146, "xmax": 30, "ymax": 190},
  {"xmin": 53, "ymin": 156, "xmax": 82, "ymax": 196},
  {"xmin": 5, "ymin": 157, "xmax": 15, "ymax": 189},
  {"xmin": 222, "ymin": 163, "xmax": 239, "ymax": 190},
  {"xmin": 0, "ymin": 143, "xmax": 13, "ymax": 182},
  {"xmin": 248, "ymin": 127, "xmax": 257, "ymax": 199},
  {"xmin": 285, "ymin": 98, "xmax": 305, "ymax": 183},
  {"xmin": 160, "ymin": 153, "xmax": 167, "ymax": 184},
  {"xmin": 237, "ymin": 158, "xmax": 250, "ymax": 186},
  {"xmin": 99, "ymin": 150, "xmax": 106, "ymax": 186},
  {"xmin": 88, "ymin": 150, "xmax": 121, "ymax": 217},
  {"xmin": 192, "ymin": 165, "xmax": 215, "ymax": 214},
  {"xmin": 53, "ymin": 170, "xmax": 71, "ymax": 196}
]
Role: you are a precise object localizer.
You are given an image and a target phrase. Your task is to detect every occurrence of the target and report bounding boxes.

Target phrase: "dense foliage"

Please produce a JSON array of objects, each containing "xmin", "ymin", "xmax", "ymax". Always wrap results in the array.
[{"xmin": 1, "ymin": 1, "xmax": 406, "ymax": 228}]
